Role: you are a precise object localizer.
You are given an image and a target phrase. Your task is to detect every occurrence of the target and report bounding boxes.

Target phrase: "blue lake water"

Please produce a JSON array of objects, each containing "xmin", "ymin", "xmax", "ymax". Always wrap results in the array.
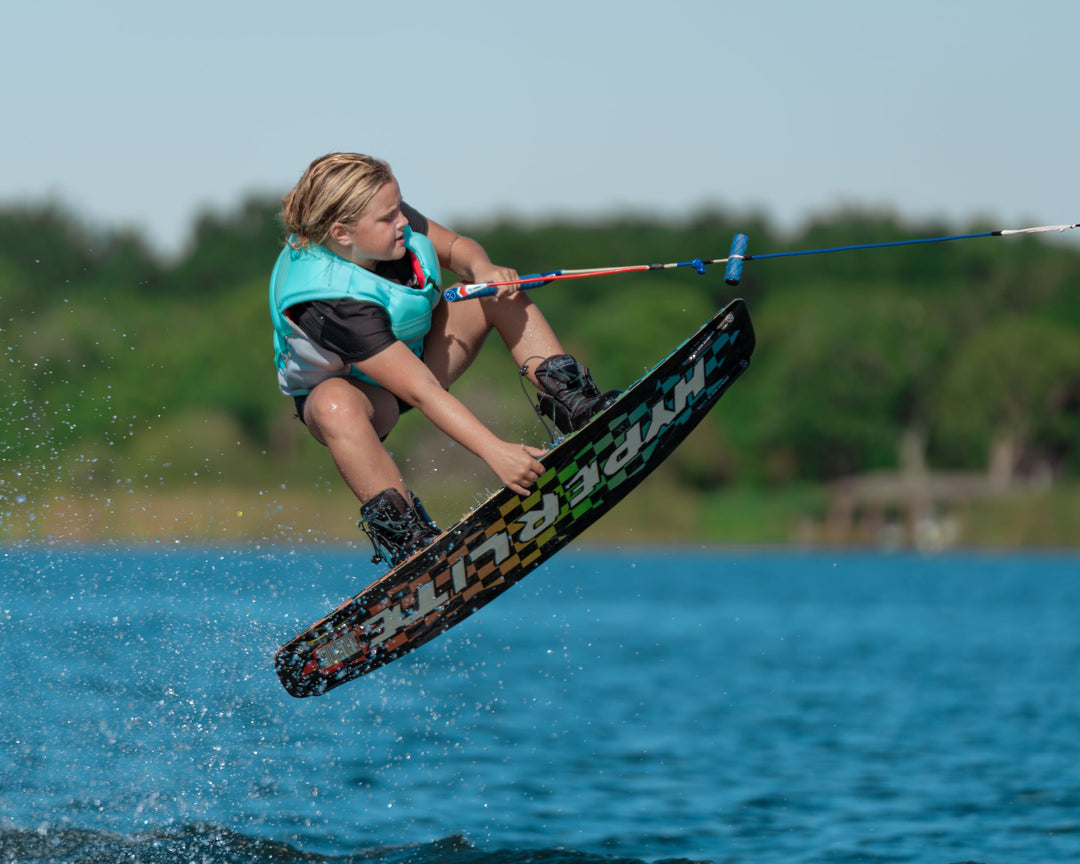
[{"xmin": 1, "ymin": 544, "xmax": 1078, "ymax": 863}]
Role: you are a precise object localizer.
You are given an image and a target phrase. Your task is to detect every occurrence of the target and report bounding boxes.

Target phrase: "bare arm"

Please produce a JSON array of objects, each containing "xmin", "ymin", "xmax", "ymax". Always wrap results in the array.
[
  {"xmin": 427, "ymin": 219, "xmax": 522, "ymax": 298},
  {"xmin": 353, "ymin": 342, "xmax": 545, "ymax": 496}
]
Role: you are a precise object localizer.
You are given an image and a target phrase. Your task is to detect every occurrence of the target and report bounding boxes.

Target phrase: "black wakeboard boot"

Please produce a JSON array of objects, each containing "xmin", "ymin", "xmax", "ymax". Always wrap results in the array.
[
  {"xmin": 358, "ymin": 488, "xmax": 442, "ymax": 567},
  {"xmin": 534, "ymin": 354, "xmax": 620, "ymax": 436}
]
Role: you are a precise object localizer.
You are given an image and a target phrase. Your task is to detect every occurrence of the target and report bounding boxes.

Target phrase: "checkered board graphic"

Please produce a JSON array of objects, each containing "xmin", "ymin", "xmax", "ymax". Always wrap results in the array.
[{"xmin": 275, "ymin": 299, "xmax": 755, "ymax": 697}]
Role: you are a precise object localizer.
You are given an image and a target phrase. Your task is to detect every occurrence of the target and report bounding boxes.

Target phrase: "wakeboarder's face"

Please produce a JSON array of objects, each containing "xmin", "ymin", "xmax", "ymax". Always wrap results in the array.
[{"xmin": 328, "ymin": 178, "xmax": 409, "ymax": 270}]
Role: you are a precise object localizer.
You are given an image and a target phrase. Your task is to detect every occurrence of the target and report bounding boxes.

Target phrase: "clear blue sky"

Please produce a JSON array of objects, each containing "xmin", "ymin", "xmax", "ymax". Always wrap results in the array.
[{"xmin": 3, "ymin": 0, "xmax": 1077, "ymax": 258}]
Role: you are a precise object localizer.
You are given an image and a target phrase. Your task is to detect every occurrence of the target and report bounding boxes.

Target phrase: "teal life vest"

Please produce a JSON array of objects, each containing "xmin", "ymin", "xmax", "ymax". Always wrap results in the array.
[{"xmin": 269, "ymin": 226, "xmax": 442, "ymax": 396}]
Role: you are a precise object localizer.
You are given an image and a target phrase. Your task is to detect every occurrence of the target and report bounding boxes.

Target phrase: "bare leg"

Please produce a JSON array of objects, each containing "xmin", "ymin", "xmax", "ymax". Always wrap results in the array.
[
  {"xmin": 301, "ymin": 376, "xmax": 406, "ymax": 503},
  {"xmin": 303, "ymin": 294, "xmax": 563, "ymax": 506},
  {"xmin": 423, "ymin": 292, "xmax": 563, "ymax": 388}
]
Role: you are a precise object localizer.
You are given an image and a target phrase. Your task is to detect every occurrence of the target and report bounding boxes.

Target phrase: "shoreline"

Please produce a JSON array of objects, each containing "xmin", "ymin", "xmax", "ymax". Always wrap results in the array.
[{"xmin": 3, "ymin": 481, "xmax": 1077, "ymax": 550}]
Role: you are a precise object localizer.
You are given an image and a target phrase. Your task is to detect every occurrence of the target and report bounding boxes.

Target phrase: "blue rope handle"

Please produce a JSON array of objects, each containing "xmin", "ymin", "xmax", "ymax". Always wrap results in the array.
[{"xmin": 444, "ymin": 272, "xmax": 560, "ymax": 302}]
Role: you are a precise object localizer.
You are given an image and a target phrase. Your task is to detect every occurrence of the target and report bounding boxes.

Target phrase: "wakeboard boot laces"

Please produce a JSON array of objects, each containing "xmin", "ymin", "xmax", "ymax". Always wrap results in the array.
[
  {"xmin": 534, "ymin": 354, "xmax": 620, "ymax": 435},
  {"xmin": 358, "ymin": 489, "xmax": 441, "ymax": 566}
]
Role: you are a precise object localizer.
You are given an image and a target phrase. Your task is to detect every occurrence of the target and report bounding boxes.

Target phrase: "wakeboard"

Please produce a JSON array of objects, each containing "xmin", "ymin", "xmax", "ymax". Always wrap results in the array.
[{"xmin": 274, "ymin": 297, "xmax": 755, "ymax": 697}]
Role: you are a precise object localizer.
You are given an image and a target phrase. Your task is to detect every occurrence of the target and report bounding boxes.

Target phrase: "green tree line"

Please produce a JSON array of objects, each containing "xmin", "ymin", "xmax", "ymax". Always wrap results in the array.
[{"xmin": 2, "ymin": 199, "xmax": 1078, "ymax": 538}]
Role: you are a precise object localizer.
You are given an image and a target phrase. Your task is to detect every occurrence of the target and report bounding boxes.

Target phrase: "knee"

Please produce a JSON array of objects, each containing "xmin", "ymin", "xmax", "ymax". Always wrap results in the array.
[
  {"xmin": 479, "ymin": 290, "xmax": 537, "ymax": 341},
  {"xmin": 484, "ymin": 290, "xmax": 535, "ymax": 315},
  {"xmin": 305, "ymin": 379, "xmax": 397, "ymax": 441}
]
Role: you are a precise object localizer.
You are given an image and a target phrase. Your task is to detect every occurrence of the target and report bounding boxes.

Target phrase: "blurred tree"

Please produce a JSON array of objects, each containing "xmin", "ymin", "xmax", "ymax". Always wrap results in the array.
[
  {"xmin": 930, "ymin": 318, "xmax": 1080, "ymax": 478},
  {"xmin": 3, "ymin": 199, "xmax": 1079, "ymax": 497},
  {"xmin": 743, "ymin": 282, "xmax": 952, "ymax": 482},
  {"xmin": 165, "ymin": 197, "xmax": 282, "ymax": 296}
]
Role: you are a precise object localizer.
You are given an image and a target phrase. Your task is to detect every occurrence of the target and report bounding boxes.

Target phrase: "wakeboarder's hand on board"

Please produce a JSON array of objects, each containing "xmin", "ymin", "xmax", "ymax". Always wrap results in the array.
[{"xmin": 486, "ymin": 441, "xmax": 547, "ymax": 496}]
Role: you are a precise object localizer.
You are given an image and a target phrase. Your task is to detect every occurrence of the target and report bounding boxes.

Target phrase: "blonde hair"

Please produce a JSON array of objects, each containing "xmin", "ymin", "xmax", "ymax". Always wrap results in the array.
[{"xmin": 281, "ymin": 153, "xmax": 394, "ymax": 247}]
